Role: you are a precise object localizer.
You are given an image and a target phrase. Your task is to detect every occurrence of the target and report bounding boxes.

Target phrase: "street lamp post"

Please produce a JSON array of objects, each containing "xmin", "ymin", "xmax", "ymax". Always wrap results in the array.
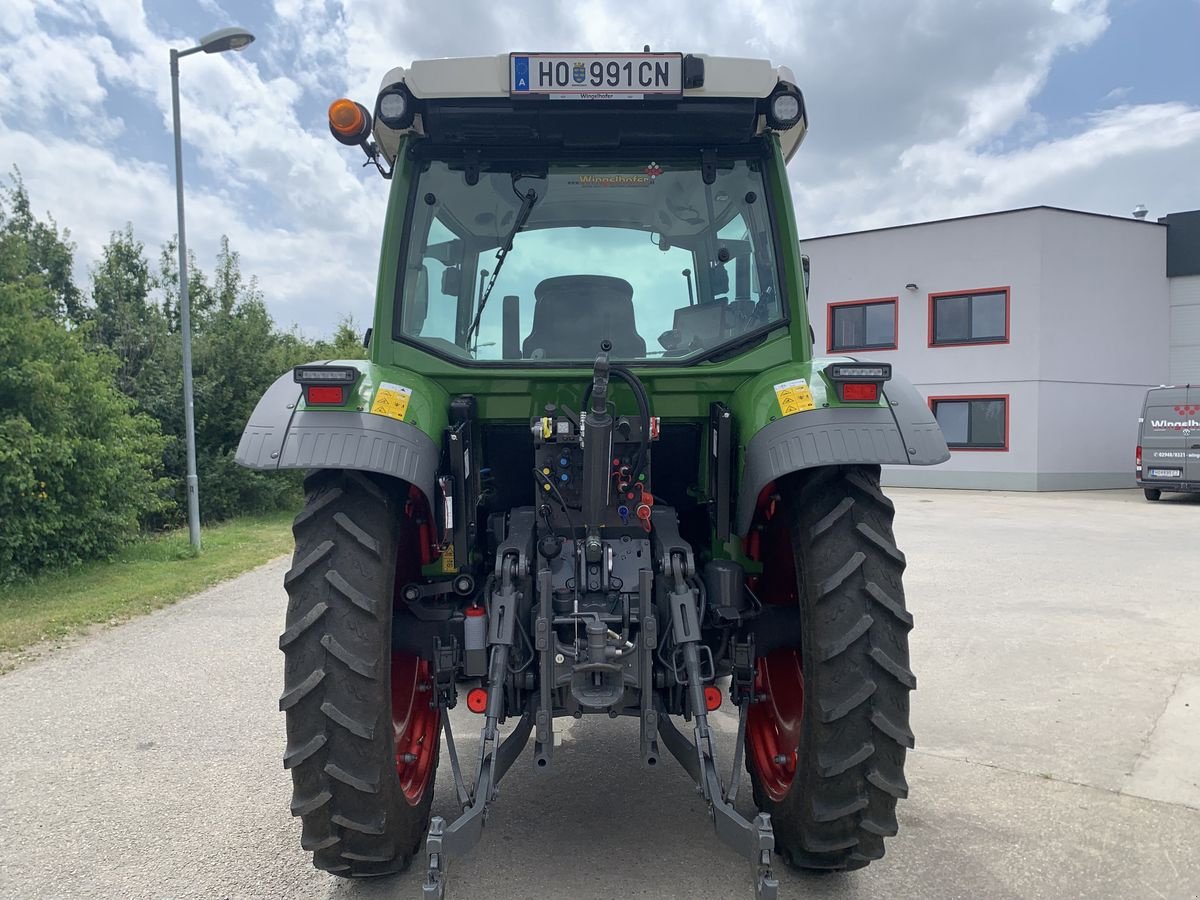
[{"xmin": 169, "ymin": 26, "xmax": 255, "ymax": 552}]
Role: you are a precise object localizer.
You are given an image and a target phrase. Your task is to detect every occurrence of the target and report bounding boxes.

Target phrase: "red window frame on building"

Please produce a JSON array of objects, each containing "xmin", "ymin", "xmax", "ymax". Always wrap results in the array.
[
  {"xmin": 927, "ymin": 286, "xmax": 1010, "ymax": 348},
  {"xmin": 928, "ymin": 394, "xmax": 1010, "ymax": 452},
  {"xmin": 826, "ymin": 297, "xmax": 899, "ymax": 353}
]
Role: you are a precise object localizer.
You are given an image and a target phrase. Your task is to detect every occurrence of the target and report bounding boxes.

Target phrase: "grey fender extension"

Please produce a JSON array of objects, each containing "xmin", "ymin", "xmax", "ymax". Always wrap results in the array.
[
  {"xmin": 235, "ymin": 372, "xmax": 438, "ymax": 511},
  {"xmin": 734, "ymin": 376, "xmax": 948, "ymax": 535}
]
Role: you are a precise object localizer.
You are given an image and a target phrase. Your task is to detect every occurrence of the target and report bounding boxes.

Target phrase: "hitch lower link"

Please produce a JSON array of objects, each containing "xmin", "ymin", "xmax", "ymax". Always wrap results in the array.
[
  {"xmin": 656, "ymin": 552, "xmax": 778, "ymax": 900},
  {"xmin": 422, "ymin": 548, "xmax": 777, "ymax": 900},
  {"xmin": 423, "ymin": 552, "xmax": 532, "ymax": 899}
]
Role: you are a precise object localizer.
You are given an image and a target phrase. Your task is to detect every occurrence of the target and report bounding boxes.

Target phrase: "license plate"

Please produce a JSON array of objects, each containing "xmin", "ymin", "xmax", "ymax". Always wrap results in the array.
[
  {"xmin": 1149, "ymin": 468, "xmax": 1182, "ymax": 478},
  {"xmin": 510, "ymin": 53, "xmax": 682, "ymax": 98}
]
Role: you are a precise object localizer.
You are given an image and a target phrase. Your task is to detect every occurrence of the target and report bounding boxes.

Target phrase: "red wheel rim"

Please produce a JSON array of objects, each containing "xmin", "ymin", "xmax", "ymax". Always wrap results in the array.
[
  {"xmin": 746, "ymin": 649, "xmax": 804, "ymax": 802},
  {"xmin": 745, "ymin": 490, "xmax": 805, "ymax": 802},
  {"xmin": 391, "ymin": 653, "xmax": 439, "ymax": 805}
]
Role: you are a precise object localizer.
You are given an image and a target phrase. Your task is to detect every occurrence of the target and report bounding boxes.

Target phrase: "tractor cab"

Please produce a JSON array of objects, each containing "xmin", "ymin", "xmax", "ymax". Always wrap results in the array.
[{"xmin": 329, "ymin": 52, "xmax": 808, "ymax": 368}]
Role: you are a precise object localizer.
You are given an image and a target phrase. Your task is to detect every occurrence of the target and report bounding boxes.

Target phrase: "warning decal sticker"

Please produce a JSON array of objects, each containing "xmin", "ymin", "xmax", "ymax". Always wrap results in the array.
[
  {"xmin": 774, "ymin": 378, "xmax": 815, "ymax": 416},
  {"xmin": 371, "ymin": 382, "xmax": 412, "ymax": 422}
]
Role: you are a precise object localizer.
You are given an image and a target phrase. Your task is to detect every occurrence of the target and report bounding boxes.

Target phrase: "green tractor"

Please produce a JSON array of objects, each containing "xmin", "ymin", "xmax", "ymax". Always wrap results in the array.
[{"xmin": 237, "ymin": 50, "xmax": 948, "ymax": 899}]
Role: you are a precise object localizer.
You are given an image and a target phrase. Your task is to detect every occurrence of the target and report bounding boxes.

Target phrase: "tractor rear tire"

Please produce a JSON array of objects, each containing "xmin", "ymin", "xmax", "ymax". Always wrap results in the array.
[
  {"xmin": 280, "ymin": 469, "xmax": 438, "ymax": 877},
  {"xmin": 747, "ymin": 465, "xmax": 914, "ymax": 871},
  {"xmin": 1144, "ymin": 488, "xmax": 1161, "ymax": 501}
]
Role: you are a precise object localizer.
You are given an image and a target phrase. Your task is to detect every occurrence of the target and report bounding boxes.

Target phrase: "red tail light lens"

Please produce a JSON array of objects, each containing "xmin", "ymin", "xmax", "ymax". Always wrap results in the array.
[
  {"xmin": 306, "ymin": 385, "xmax": 346, "ymax": 404},
  {"xmin": 1136, "ymin": 445, "xmax": 1142, "ymax": 469},
  {"xmin": 841, "ymin": 382, "xmax": 879, "ymax": 402}
]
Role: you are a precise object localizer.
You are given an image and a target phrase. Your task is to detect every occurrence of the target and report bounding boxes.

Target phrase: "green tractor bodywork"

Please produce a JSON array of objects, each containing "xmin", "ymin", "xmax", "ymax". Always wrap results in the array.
[
  {"xmin": 237, "ymin": 53, "xmax": 946, "ymax": 900},
  {"xmin": 237, "ymin": 137, "xmax": 944, "ymax": 533}
]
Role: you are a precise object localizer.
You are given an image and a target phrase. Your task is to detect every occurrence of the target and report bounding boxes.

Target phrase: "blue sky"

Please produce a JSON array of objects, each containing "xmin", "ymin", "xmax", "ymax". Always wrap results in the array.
[
  {"xmin": 2, "ymin": 0, "xmax": 1199, "ymax": 336},
  {"xmin": 1032, "ymin": 0, "xmax": 1199, "ymax": 116}
]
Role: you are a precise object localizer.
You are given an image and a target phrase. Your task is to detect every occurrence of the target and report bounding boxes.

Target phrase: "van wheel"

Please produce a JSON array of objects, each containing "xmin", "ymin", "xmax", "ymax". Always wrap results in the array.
[{"xmin": 1143, "ymin": 488, "xmax": 1161, "ymax": 501}]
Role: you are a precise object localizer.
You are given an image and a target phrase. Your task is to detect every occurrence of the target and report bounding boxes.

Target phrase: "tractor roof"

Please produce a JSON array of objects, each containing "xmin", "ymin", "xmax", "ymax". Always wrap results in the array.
[{"xmin": 368, "ymin": 53, "xmax": 807, "ymax": 165}]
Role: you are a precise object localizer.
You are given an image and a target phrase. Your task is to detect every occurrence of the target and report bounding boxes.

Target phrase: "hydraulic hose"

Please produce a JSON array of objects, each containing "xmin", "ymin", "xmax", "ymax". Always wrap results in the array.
[{"xmin": 583, "ymin": 365, "xmax": 651, "ymax": 479}]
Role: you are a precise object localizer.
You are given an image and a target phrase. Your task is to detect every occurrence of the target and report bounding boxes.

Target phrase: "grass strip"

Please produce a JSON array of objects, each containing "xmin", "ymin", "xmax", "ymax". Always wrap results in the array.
[{"xmin": 0, "ymin": 511, "xmax": 294, "ymax": 660}]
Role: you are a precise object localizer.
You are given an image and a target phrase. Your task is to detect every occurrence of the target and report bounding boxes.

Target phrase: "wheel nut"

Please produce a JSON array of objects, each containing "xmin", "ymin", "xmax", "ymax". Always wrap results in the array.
[
  {"xmin": 773, "ymin": 754, "xmax": 789, "ymax": 765},
  {"xmin": 399, "ymin": 753, "xmax": 417, "ymax": 764},
  {"xmin": 555, "ymin": 653, "xmax": 565, "ymax": 665}
]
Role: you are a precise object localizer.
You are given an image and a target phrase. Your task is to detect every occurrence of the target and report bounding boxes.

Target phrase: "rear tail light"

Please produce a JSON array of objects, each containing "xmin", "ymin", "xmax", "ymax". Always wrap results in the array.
[
  {"xmin": 840, "ymin": 382, "xmax": 879, "ymax": 402},
  {"xmin": 293, "ymin": 365, "xmax": 358, "ymax": 406},
  {"xmin": 306, "ymin": 385, "xmax": 346, "ymax": 405},
  {"xmin": 1136, "ymin": 445, "xmax": 1142, "ymax": 472},
  {"xmin": 825, "ymin": 362, "xmax": 891, "ymax": 403}
]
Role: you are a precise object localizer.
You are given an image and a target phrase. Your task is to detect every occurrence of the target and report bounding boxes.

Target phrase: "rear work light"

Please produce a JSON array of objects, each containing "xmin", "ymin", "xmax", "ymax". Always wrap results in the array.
[
  {"xmin": 827, "ymin": 363, "xmax": 892, "ymax": 381},
  {"xmin": 294, "ymin": 365, "xmax": 358, "ymax": 406},
  {"xmin": 294, "ymin": 365, "xmax": 359, "ymax": 384},
  {"xmin": 825, "ymin": 362, "xmax": 891, "ymax": 403},
  {"xmin": 765, "ymin": 82, "xmax": 806, "ymax": 131},
  {"xmin": 375, "ymin": 82, "xmax": 415, "ymax": 131}
]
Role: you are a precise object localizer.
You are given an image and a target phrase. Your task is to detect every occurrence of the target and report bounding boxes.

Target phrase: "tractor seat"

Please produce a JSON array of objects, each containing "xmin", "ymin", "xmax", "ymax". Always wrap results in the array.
[{"xmin": 523, "ymin": 275, "xmax": 647, "ymax": 359}]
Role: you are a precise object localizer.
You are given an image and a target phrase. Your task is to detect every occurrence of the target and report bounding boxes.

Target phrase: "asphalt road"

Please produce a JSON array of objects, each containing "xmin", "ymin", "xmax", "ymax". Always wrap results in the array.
[{"xmin": 1, "ymin": 488, "xmax": 1198, "ymax": 900}]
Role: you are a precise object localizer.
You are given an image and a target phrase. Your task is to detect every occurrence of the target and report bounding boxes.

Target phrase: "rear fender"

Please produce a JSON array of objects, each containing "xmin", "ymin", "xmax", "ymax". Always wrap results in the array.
[
  {"xmin": 731, "ymin": 359, "xmax": 948, "ymax": 535},
  {"xmin": 235, "ymin": 360, "xmax": 449, "ymax": 514}
]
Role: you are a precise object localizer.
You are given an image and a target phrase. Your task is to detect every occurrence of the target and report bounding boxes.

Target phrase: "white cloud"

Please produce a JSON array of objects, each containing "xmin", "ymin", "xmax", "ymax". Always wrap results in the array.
[
  {"xmin": 797, "ymin": 101, "xmax": 1200, "ymax": 233},
  {"xmin": 3, "ymin": 0, "xmax": 1200, "ymax": 336},
  {"xmin": 0, "ymin": 0, "xmax": 44, "ymax": 38},
  {"xmin": 771, "ymin": 0, "xmax": 1200, "ymax": 235},
  {"xmin": 0, "ymin": 126, "xmax": 379, "ymax": 332},
  {"xmin": 2, "ymin": 0, "xmax": 386, "ymax": 335},
  {"xmin": 0, "ymin": 31, "xmax": 124, "ymax": 141}
]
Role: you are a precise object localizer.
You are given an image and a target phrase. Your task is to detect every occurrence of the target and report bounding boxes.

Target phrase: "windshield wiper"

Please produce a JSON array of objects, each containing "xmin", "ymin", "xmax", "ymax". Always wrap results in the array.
[{"xmin": 465, "ymin": 187, "xmax": 538, "ymax": 348}]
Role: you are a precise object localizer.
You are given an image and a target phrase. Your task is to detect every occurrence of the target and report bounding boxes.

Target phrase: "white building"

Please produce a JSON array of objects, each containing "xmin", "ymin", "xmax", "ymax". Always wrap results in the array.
[
  {"xmin": 1164, "ymin": 210, "xmax": 1200, "ymax": 383},
  {"xmin": 803, "ymin": 205, "xmax": 1200, "ymax": 490}
]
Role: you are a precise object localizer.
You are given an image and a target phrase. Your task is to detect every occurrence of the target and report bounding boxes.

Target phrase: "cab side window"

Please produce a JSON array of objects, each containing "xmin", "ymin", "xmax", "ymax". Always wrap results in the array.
[
  {"xmin": 404, "ymin": 217, "xmax": 462, "ymax": 342},
  {"xmin": 715, "ymin": 210, "xmax": 778, "ymax": 326}
]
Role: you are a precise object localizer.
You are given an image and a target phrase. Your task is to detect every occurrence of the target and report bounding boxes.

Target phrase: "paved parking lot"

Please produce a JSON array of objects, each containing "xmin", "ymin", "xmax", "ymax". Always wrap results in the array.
[{"xmin": 0, "ymin": 488, "xmax": 1197, "ymax": 899}]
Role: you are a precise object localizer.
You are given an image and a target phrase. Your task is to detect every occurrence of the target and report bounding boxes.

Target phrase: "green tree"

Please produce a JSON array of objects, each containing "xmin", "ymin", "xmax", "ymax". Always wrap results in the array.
[
  {"xmin": 0, "ymin": 212, "xmax": 168, "ymax": 581},
  {"xmin": 312, "ymin": 315, "xmax": 369, "ymax": 360},
  {"xmin": 0, "ymin": 181, "xmax": 357, "ymax": 577},
  {"xmin": 156, "ymin": 238, "xmax": 214, "ymax": 333},
  {"xmin": 86, "ymin": 228, "xmax": 182, "ymax": 526},
  {"xmin": 90, "ymin": 225, "xmax": 169, "ymax": 395},
  {"xmin": 0, "ymin": 169, "xmax": 84, "ymax": 322},
  {"xmin": 152, "ymin": 236, "xmax": 312, "ymax": 522}
]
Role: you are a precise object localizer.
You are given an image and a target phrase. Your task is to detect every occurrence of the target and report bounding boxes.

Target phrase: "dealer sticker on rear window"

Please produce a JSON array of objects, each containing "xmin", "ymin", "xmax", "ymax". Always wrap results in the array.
[
  {"xmin": 371, "ymin": 382, "xmax": 412, "ymax": 422},
  {"xmin": 774, "ymin": 378, "xmax": 815, "ymax": 416}
]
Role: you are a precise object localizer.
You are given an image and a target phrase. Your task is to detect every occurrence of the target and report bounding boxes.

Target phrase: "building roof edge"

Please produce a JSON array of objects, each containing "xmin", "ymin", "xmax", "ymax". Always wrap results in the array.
[{"xmin": 801, "ymin": 205, "xmax": 1168, "ymax": 242}]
